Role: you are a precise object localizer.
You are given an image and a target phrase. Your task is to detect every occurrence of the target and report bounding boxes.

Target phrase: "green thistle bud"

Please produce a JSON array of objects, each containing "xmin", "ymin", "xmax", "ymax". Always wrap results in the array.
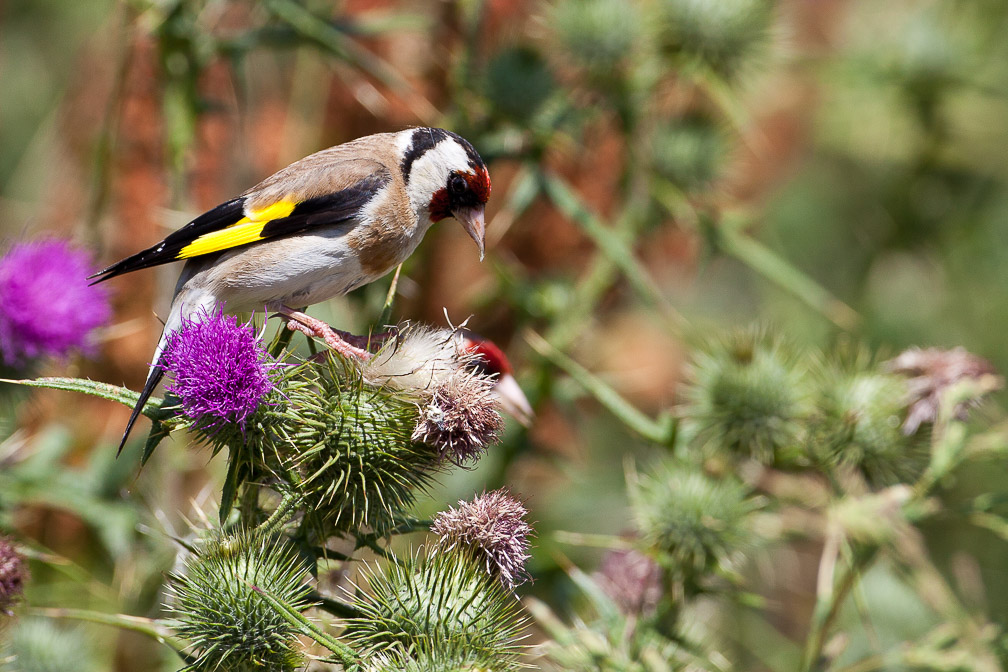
[
  {"xmin": 655, "ymin": 0, "xmax": 777, "ymax": 80},
  {"xmin": 167, "ymin": 531, "xmax": 313, "ymax": 672},
  {"xmin": 630, "ymin": 459, "xmax": 758, "ymax": 580},
  {"xmin": 271, "ymin": 357, "xmax": 443, "ymax": 536},
  {"xmin": 345, "ymin": 549, "xmax": 527, "ymax": 671},
  {"xmin": 549, "ymin": 0, "xmax": 643, "ymax": 78},
  {"xmin": 651, "ymin": 115, "xmax": 728, "ymax": 193},
  {"xmin": 0, "ymin": 619, "xmax": 99, "ymax": 672},
  {"xmin": 810, "ymin": 361, "xmax": 926, "ymax": 487},
  {"xmin": 681, "ymin": 330, "xmax": 808, "ymax": 464}
]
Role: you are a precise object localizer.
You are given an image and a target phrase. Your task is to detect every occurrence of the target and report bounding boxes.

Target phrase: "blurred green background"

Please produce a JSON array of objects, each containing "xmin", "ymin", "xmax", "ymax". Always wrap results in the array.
[{"xmin": 4, "ymin": 0, "xmax": 1008, "ymax": 669}]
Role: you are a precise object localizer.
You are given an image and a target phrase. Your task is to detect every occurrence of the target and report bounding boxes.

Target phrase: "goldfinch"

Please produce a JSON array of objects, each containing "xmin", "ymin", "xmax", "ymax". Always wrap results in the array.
[{"xmin": 91, "ymin": 127, "xmax": 491, "ymax": 454}]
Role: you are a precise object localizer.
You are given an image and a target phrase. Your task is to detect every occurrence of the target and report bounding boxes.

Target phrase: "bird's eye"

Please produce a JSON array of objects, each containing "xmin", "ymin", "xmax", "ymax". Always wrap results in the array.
[{"xmin": 449, "ymin": 174, "xmax": 467, "ymax": 195}]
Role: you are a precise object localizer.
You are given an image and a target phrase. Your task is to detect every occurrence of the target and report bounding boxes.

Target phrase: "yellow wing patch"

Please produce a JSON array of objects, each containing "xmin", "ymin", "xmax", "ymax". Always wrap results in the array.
[{"xmin": 177, "ymin": 201, "xmax": 297, "ymax": 259}]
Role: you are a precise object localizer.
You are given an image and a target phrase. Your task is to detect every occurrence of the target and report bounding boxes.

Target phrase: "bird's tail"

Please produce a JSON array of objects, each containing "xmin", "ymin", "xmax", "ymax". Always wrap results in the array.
[{"xmin": 117, "ymin": 365, "xmax": 164, "ymax": 457}]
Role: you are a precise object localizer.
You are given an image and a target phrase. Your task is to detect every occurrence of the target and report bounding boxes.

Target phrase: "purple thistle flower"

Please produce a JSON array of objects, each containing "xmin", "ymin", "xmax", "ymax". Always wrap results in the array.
[
  {"xmin": 0, "ymin": 239, "xmax": 111, "ymax": 366},
  {"xmin": 431, "ymin": 488, "xmax": 533, "ymax": 590},
  {"xmin": 158, "ymin": 306, "xmax": 275, "ymax": 431},
  {"xmin": 0, "ymin": 536, "xmax": 27, "ymax": 614}
]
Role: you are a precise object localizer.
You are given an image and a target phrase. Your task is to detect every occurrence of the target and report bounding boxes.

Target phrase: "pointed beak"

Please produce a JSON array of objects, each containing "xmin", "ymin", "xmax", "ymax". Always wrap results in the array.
[
  {"xmin": 493, "ymin": 373, "xmax": 534, "ymax": 427},
  {"xmin": 453, "ymin": 206, "xmax": 486, "ymax": 261}
]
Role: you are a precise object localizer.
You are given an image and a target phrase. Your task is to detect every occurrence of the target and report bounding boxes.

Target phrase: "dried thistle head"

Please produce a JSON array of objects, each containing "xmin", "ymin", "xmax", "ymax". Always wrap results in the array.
[
  {"xmin": 886, "ymin": 346, "xmax": 1001, "ymax": 434},
  {"xmin": 359, "ymin": 325, "xmax": 472, "ymax": 394},
  {"xmin": 431, "ymin": 489, "xmax": 533, "ymax": 590},
  {"xmin": 412, "ymin": 368, "xmax": 504, "ymax": 465},
  {"xmin": 595, "ymin": 547, "xmax": 664, "ymax": 617}
]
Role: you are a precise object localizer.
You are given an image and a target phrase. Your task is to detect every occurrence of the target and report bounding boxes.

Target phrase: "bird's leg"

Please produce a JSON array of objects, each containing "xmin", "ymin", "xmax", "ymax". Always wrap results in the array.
[
  {"xmin": 329, "ymin": 326, "xmax": 400, "ymax": 350},
  {"xmin": 269, "ymin": 304, "xmax": 372, "ymax": 360}
]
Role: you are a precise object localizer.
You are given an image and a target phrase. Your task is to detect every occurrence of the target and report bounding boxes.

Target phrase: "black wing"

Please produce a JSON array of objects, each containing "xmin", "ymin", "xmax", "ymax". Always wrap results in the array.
[{"xmin": 90, "ymin": 171, "xmax": 389, "ymax": 284}]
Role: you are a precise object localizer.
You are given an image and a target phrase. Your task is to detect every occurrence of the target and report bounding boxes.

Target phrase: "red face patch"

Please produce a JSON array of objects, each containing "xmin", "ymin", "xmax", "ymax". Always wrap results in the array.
[
  {"xmin": 466, "ymin": 167, "xmax": 492, "ymax": 205},
  {"xmin": 429, "ymin": 187, "xmax": 451, "ymax": 222},
  {"xmin": 464, "ymin": 335, "xmax": 512, "ymax": 376}
]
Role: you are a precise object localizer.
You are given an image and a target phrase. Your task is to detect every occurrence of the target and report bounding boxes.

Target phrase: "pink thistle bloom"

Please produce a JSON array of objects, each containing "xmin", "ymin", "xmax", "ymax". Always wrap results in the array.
[
  {"xmin": 0, "ymin": 239, "xmax": 111, "ymax": 366},
  {"xmin": 158, "ymin": 306, "xmax": 276, "ymax": 431}
]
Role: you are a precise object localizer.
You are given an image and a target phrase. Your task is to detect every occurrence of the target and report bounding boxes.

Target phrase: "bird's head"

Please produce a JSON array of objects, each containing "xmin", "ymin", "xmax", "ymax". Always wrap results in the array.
[{"xmin": 400, "ymin": 128, "xmax": 491, "ymax": 260}]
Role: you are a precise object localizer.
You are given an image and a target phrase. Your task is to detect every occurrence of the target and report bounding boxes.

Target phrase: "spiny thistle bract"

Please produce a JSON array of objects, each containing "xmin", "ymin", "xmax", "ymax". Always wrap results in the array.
[
  {"xmin": 810, "ymin": 359, "xmax": 927, "ymax": 487},
  {"xmin": 681, "ymin": 330, "xmax": 808, "ymax": 464},
  {"xmin": 630, "ymin": 459, "xmax": 758, "ymax": 579},
  {"xmin": 431, "ymin": 488, "xmax": 533, "ymax": 590},
  {"xmin": 0, "ymin": 619, "xmax": 99, "ymax": 672},
  {"xmin": 655, "ymin": 0, "xmax": 777, "ymax": 80},
  {"xmin": 167, "ymin": 531, "xmax": 313, "ymax": 672},
  {"xmin": 0, "ymin": 239, "xmax": 110, "ymax": 366},
  {"xmin": 271, "ymin": 356, "xmax": 444, "ymax": 536},
  {"xmin": 157, "ymin": 305, "xmax": 278, "ymax": 434},
  {"xmin": 345, "ymin": 549, "xmax": 527, "ymax": 671}
]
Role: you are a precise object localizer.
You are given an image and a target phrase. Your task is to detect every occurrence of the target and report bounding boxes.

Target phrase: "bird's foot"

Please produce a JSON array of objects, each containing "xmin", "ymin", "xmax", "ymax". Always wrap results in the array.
[{"xmin": 270, "ymin": 304, "xmax": 373, "ymax": 360}]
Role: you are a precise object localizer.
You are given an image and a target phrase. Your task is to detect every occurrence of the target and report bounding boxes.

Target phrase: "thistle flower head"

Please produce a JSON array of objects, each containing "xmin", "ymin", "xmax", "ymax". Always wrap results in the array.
[
  {"xmin": 167, "ymin": 531, "xmax": 313, "ymax": 672},
  {"xmin": 656, "ymin": 0, "xmax": 777, "ymax": 79},
  {"xmin": 651, "ymin": 115, "xmax": 728, "ymax": 193},
  {"xmin": 0, "ymin": 239, "xmax": 111, "ymax": 366},
  {"xmin": 595, "ymin": 547, "xmax": 664, "ymax": 616},
  {"xmin": 431, "ymin": 489, "xmax": 533, "ymax": 590},
  {"xmin": 886, "ymin": 346, "xmax": 1001, "ymax": 434},
  {"xmin": 0, "ymin": 536, "xmax": 27, "ymax": 614},
  {"xmin": 630, "ymin": 459, "xmax": 758, "ymax": 580},
  {"xmin": 158, "ymin": 306, "xmax": 276, "ymax": 432},
  {"xmin": 550, "ymin": 0, "xmax": 643, "ymax": 76},
  {"xmin": 344, "ymin": 549, "xmax": 527, "ymax": 671},
  {"xmin": 811, "ymin": 355, "xmax": 927, "ymax": 487},
  {"xmin": 412, "ymin": 369, "xmax": 504, "ymax": 465},
  {"xmin": 682, "ymin": 329, "xmax": 808, "ymax": 464},
  {"xmin": 275, "ymin": 358, "xmax": 443, "ymax": 536}
]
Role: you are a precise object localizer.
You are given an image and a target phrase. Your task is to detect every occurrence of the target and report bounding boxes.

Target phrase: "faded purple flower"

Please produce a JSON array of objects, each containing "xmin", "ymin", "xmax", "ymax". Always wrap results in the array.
[
  {"xmin": 886, "ymin": 347, "xmax": 1002, "ymax": 434},
  {"xmin": 431, "ymin": 488, "xmax": 532, "ymax": 590},
  {"xmin": 0, "ymin": 239, "xmax": 111, "ymax": 366},
  {"xmin": 411, "ymin": 370, "xmax": 504, "ymax": 465},
  {"xmin": 0, "ymin": 536, "xmax": 27, "ymax": 614},
  {"xmin": 596, "ymin": 547, "xmax": 663, "ymax": 617},
  {"xmin": 158, "ymin": 306, "xmax": 275, "ymax": 430}
]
